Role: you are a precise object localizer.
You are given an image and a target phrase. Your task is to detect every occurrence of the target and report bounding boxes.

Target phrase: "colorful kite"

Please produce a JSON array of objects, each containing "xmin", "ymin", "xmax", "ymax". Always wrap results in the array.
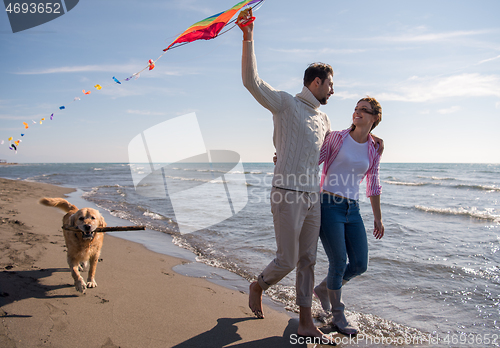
[
  {"xmin": 163, "ymin": 0, "xmax": 262, "ymax": 52},
  {"xmin": 1, "ymin": 0, "xmax": 265, "ymax": 153}
]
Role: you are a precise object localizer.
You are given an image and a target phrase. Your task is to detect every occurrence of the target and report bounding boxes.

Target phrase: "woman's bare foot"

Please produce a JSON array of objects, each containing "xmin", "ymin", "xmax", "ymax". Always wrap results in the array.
[
  {"xmin": 248, "ymin": 281, "xmax": 264, "ymax": 318},
  {"xmin": 297, "ymin": 306, "xmax": 336, "ymax": 345}
]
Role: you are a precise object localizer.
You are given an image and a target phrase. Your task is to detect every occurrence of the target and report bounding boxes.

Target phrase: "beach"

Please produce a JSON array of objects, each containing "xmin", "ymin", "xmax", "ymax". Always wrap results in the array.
[
  {"xmin": 1, "ymin": 162, "xmax": 499, "ymax": 347},
  {"xmin": 0, "ymin": 177, "xmax": 301, "ymax": 348}
]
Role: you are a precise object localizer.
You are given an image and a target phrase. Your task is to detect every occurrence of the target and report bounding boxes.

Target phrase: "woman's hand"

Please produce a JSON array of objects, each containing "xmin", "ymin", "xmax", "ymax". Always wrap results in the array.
[
  {"xmin": 373, "ymin": 219, "xmax": 384, "ymax": 239},
  {"xmin": 371, "ymin": 134, "xmax": 384, "ymax": 155},
  {"xmin": 370, "ymin": 195, "xmax": 384, "ymax": 239}
]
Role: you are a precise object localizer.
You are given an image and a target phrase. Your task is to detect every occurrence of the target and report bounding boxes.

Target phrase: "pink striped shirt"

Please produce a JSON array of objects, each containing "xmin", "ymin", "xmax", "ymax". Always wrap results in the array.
[{"xmin": 319, "ymin": 128, "xmax": 382, "ymax": 197}]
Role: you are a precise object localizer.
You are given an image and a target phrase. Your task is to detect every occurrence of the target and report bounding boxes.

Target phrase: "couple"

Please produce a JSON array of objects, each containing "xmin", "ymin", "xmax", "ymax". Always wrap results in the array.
[{"xmin": 238, "ymin": 9, "xmax": 384, "ymax": 340}]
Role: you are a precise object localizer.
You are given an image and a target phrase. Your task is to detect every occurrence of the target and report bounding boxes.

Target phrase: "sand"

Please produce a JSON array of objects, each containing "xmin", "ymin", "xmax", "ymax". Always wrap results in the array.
[{"xmin": 0, "ymin": 178, "xmax": 312, "ymax": 348}]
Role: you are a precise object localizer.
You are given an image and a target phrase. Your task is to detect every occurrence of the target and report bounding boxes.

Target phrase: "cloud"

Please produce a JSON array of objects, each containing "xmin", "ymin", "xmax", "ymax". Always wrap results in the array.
[
  {"xmin": 14, "ymin": 64, "xmax": 196, "ymax": 76},
  {"xmin": 374, "ymin": 29, "xmax": 492, "ymax": 44},
  {"xmin": 127, "ymin": 110, "xmax": 167, "ymax": 116},
  {"xmin": 96, "ymin": 87, "xmax": 144, "ymax": 98},
  {"xmin": 377, "ymin": 73, "xmax": 500, "ymax": 102},
  {"xmin": 276, "ymin": 77, "xmax": 302, "ymax": 91},
  {"xmin": 270, "ymin": 48, "xmax": 366, "ymax": 55},
  {"xmin": 477, "ymin": 54, "xmax": 500, "ymax": 65},
  {"xmin": 334, "ymin": 91, "xmax": 360, "ymax": 100},
  {"xmin": 14, "ymin": 64, "xmax": 141, "ymax": 75},
  {"xmin": 438, "ymin": 106, "xmax": 461, "ymax": 114},
  {"xmin": 167, "ymin": 0, "xmax": 213, "ymax": 16},
  {"xmin": 0, "ymin": 114, "xmax": 39, "ymax": 120}
]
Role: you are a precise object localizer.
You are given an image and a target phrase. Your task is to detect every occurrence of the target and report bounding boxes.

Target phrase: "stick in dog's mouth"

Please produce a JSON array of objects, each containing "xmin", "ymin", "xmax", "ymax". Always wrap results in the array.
[
  {"xmin": 79, "ymin": 225, "xmax": 96, "ymax": 239},
  {"xmin": 81, "ymin": 232, "xmax": 95, "ymax": 240}
]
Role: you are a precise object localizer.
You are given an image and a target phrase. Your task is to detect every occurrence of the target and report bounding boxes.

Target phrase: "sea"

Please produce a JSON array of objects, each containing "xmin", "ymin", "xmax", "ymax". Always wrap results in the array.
[{"xmin": 1, "ymin": 162, "xmax": 499, "ymax": 347}]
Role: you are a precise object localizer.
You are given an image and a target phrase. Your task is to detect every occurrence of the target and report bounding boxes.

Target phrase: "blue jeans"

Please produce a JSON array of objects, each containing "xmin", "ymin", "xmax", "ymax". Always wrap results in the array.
[{"xmin": 319, "ymin": 193, "xmax": 368, "ymax": 290}]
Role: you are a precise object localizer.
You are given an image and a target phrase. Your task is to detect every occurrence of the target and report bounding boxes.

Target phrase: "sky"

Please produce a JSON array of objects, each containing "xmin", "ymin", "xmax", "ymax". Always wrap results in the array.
[{"xmin": 0, "ymin": 0, "xmax": 499, "ymax": 163}]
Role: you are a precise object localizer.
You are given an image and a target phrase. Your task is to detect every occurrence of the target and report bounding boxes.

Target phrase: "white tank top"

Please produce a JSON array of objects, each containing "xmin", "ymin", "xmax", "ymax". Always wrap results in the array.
[{"xmin": 323, "ymin": 134, "xmax": 370, "ymax": 200}]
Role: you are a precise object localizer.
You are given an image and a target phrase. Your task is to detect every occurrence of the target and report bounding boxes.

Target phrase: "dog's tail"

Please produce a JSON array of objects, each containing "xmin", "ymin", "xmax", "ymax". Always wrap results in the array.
[{"xmin": 39, "ymin": 197, "xmax": 78, "ymax": 213}]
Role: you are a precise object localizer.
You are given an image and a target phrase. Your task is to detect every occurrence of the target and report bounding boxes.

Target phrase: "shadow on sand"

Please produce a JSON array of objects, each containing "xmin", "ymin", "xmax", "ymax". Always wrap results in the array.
[
  {"xmin": 171, "ymin": 317, "xmax": 311, "ymax": 348},
  {"xmin": 0, "ymin": 268, "xmax": 78, "ymax": 317}
]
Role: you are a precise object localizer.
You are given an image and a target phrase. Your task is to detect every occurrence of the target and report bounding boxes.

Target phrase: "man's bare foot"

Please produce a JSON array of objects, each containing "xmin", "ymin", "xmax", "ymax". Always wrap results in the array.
[{"xmin": 249, "ymin": 281, "xmax": 264, "ymax": 319}]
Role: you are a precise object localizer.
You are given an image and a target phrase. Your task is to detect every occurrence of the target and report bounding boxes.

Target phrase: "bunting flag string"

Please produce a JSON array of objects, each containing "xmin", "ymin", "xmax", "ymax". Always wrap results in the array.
[{"xmin": 1, "ymin": 0, "xmax": 264, "ymax": 153}]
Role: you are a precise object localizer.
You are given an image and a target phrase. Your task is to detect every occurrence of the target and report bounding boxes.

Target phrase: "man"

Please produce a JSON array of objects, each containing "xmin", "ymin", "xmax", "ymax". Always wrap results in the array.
[{"xmin": 238, "ymin": 9, "xmax": 333, "ymax": 340}]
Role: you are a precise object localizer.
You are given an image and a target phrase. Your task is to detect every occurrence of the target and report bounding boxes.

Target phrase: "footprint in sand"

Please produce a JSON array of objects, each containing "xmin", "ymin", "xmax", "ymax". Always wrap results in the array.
[
  {"xmin": 101, "ymin": 337, "xmax": 120, "ymax": 348},
  {"xmin": 45, "ymin": 303, "xmax": 69, "ymax": 332}
]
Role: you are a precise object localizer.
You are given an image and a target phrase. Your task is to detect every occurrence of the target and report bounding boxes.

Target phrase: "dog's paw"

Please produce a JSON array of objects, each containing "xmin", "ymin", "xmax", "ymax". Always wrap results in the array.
[
  {"xmin": 75, "ymin": 279, "xmax": 87, "ymax": 293},
  {"xmin": 86, "ymin": 279, "xmax": 97, "ymax": 288}
]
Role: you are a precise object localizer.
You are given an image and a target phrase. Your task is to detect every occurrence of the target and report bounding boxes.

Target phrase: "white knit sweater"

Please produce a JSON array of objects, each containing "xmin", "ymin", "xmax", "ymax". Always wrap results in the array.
[{"xmin": 242, "ymin": 40, "xmax": 331, "ymax": 193}]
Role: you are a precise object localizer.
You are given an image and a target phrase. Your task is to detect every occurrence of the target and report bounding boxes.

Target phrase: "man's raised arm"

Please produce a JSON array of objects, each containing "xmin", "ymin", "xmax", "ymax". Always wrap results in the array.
[{"xmin": 238, "ymin": 9, "xmax": 282, "ymax": 114}]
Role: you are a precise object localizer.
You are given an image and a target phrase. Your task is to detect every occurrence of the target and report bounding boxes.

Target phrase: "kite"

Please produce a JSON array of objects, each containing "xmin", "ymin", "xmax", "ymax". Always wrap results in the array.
[
  {"xmin": 1, "ymin": 0, "xmax": 265, "ymax": 152},
  {"xmin": 163, "ymin": 0, "xmax": 262, "ymax": 52}
]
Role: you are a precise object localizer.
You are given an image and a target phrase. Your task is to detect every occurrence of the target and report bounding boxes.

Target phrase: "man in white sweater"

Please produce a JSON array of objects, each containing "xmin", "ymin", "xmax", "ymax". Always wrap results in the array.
[{"xmin": 238, "ymin": 10, "xmax": 333, "ymax": 340}]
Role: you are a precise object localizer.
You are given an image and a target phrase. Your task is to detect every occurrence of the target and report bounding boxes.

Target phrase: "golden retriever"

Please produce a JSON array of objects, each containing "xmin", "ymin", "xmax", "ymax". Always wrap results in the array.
[{"xmin": 39, "ymin": 197, "xmax": 106, "ymax": 293}]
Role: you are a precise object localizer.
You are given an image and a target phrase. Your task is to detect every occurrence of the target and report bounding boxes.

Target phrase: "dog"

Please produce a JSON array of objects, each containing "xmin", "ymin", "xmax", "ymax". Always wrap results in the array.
[{"xmin": 39, "ymin": 197, "xmax": 107, "ymax": 293}]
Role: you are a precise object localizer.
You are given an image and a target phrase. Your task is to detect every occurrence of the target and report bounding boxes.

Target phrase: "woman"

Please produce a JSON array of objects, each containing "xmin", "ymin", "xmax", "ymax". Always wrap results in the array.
[{"xmin": 314, "ymin": 96, "xmax": 384, "ymax": 336}]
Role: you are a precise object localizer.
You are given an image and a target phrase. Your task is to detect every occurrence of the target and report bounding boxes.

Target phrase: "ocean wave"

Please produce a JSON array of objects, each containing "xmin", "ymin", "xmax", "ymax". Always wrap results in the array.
[
  {"xmin": 383, "ymin": 179, "xmax": 500, "ymax": 192},
  {"xmin": 163, "ymin": 175, "xmax": 250, "ymax": 186},
  {"xmin": 26, "ymin": 173, "xmax": 60, "ymax": 181},
  {"xmin": 455, "ymin": 184, "xmax": 500, "ymax": 192},
  {"xmin": 82, "ymin": 187, "xmax": 99, "ymax": 198},
  {"xmin": 109, "ymin": 210, "xmax": 132, "ymax": 220},
  {"xmin": 143, "ymin": 210, "xmax": 171, "ymax": 221},
  {"xmin": 172, "ymin": 167, "xmax": 242, "ymax": 174},
  {"xmin": 461, "ymin": 266, "xmax": 500, "ymax": 283},
  {"xmin": 382, "ymin": 180, "xmax": 429, "ymax": 187},
  {"xmin": 81, "ymin": 185, "xmax": 124, "ymax": 198},
  {"xmin": 164, "ymin": 175, "xmax": 224, "ymax": 184},
  {"xmin": 129, "ymin": 165, "xmax": 272, "ymax": 177},
  {"xmin": 167, "ymin": 167, "xmax": 273, "ymax": 176},
  {"xmin": 246, "ymin": 171, "xmax": 274, "ymax": 175},
  {"xmin": 417, "ymin": 175, "xmax": 456, "ymax": 181},
  {"xmin": 415, "ymin": 205, "xmax": 500, "ymax": 222}
]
